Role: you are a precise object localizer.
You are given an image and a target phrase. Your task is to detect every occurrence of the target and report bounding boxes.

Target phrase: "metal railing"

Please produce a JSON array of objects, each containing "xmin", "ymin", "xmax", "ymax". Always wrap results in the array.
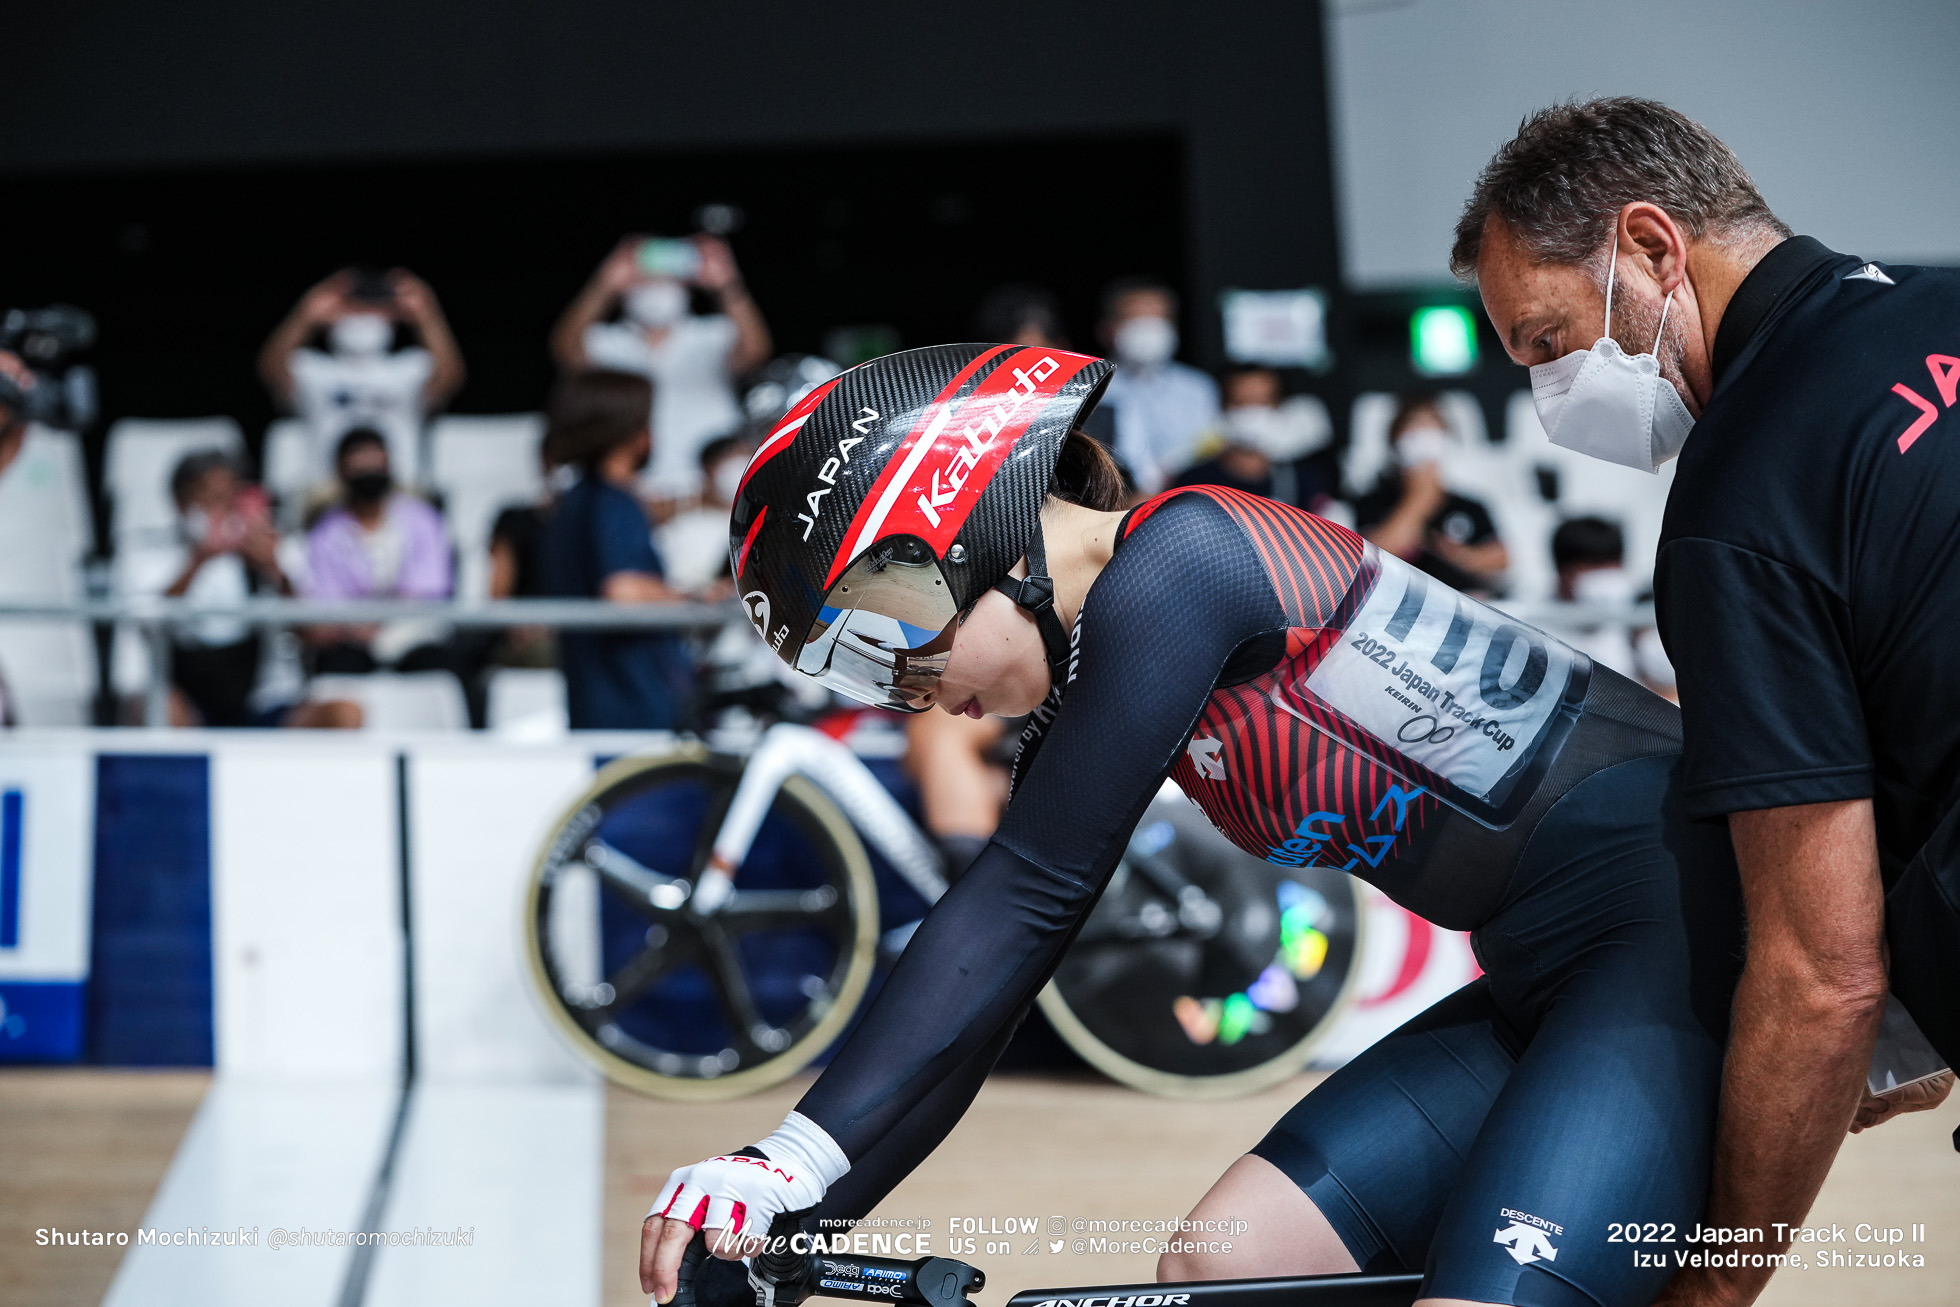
[
  {"xmin": 0, "ymin": 597, "xmax": 742, "ymax": 728},
  {"xmin": 0, "ymin": 595, "xmax": 1655, "ymax": 729}
]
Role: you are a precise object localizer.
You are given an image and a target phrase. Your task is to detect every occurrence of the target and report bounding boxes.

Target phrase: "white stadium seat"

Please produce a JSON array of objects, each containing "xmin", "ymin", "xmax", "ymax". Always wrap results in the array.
[
  {"xmin": 261, "ymin": 417, "xmax": 318, "ymax": 531},
  {"xmin": 486, "ymin": 667, "xmax": 569, "ymax": 740},
  {"xmin": 308, "ymin": 671, "xmax": 469, "ymax": 732},
  {"xmin": 1504, "ymin": 390, "xmax": 1676, "ymax": 591},
  {"xmin": 427, "ymin": 414, "xmax": 547, "ymax": 603},
  {"xmin": 103, "ymin": 417, "xmax": 246, "ymax": 550},
  {"xmin": 0, "ymin": 425, "xmax": 97, "ymax": 724}
]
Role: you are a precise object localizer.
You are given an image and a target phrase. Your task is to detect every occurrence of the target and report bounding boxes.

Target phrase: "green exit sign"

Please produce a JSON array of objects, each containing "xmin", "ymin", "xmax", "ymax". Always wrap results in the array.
[{"xmin": 1411, "ymin": 305, "xmax": 1478, "ymax": 376}]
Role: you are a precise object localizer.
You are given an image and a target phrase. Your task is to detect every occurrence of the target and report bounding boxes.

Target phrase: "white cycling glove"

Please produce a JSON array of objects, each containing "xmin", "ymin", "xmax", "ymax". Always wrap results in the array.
[{"xmin": 650, "ymin": 1112, "xmax": 850, "ymax": 1248}]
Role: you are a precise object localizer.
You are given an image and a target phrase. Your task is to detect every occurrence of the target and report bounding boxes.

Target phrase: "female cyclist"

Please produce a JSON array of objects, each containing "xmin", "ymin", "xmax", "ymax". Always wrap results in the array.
[{"xmin": 643, "ymin": 343, "xmax": 1743, "ymax": 1307}]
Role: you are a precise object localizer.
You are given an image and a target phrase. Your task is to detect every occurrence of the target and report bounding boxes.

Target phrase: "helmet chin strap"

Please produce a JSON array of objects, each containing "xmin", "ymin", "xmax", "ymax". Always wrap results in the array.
[{"xmin": 991, "ymin": 517, "xmax": 1074, "ymax": 691}]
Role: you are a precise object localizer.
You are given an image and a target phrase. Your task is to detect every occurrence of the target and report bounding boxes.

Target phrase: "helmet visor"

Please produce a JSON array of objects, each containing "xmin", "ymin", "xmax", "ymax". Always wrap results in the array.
[{"xmin": 794, "ymin": 543, "xmax": 960, "ymax": 712}]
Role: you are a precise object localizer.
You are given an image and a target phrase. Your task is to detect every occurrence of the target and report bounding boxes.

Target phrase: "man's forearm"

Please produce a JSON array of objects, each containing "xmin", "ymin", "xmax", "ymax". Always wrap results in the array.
[{"xmin": 1678, "ymin": 959, "xmax": 1883, "ymax": 1304}]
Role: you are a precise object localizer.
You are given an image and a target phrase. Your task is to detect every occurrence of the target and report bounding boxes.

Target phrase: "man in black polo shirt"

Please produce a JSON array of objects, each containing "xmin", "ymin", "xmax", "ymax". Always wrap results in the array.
[{"xmin": 1455, "ymin": 98, "xmax": 1958, "ymax": 1307}]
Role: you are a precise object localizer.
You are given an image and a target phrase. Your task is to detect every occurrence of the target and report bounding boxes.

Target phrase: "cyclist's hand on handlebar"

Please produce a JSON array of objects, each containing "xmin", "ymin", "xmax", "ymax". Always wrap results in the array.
[{"xmin": 642, "ymin": 1112, "xmax": 849, "ymax": 1303}]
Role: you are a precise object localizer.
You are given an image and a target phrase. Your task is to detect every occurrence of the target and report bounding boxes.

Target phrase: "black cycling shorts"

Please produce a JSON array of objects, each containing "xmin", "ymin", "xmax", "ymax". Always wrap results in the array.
[{"xmin": 1250, "ymin": 755, "xmax": 1743, "ymax": 1307}]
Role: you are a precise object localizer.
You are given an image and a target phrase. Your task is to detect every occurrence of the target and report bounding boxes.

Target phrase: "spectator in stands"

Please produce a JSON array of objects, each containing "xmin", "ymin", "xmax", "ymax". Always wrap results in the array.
[
  {"xmin": 142, "ymin": 451, "xmax": 360, "ymax": 729},
  {"xmin": 1173, "ymin": 367, "xmax": 1338, "ymax": 511},
  {"xmin": 0, "ymin": 348, "xmax": 29, "ymax": 726},
  {"xmin": 0, "ymin": 348, "xmax": 26, "ymax": 480},
  {"xmin": 302, "ymin": 427, "xmax": 458, "ymax": 682},
  {"xmin": 1097, "ymin": 277, "xmax": 1220, "ymax": 494},
  {"xmin": 551, "ymin": 235, "xmax": 771, "ymax": 506},
  {"xmin": 539, "ymin": 370, "xmax": 692, "ymax": 730},
  {"xmin": 1552, "ymin": 515, "xmax": 1677, "ymax": 700},
  {"xmin": 1356, "ymin": 393, "xmax": 1509, "ymax": 595},
  {"xmin": 259, "ymin": 268, "xmax": 465, "ymax": 493},
  {"xmin": 658, "ymin": 434, "xmax": 750, "ymax": 596},
  {"xmin": 975, "ymin": 283, "xmax": 1069, "ymax": 349},
  {"xmin": 484, "ymin": 454, "xmax": 561, "ymax": 670},
  {"xmin": 973, "ymin": 282, "xmax": 1132, "ymax": 454}
]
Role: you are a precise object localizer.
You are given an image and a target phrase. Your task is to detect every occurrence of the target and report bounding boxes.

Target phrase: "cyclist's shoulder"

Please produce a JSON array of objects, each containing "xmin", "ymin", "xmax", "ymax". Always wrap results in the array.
[{"xmin": 1116, "ymin": 486, "xmax": 1363, "ymax": 628}]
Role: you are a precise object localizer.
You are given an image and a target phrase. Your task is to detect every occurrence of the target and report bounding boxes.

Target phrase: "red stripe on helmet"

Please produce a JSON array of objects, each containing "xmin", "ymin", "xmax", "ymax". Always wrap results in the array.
[
  {"xmin": 737, "ymin": 376, "xmax": 844, "ymax": 499},
  {"xmin": 824, "ymin": 345, "xmax": 1015, "ymax": 585},
  {"xmin": 827, "ymin": 346, "xmax": 1096, "ymax": 585},
  {"xmin": 734, "ymin": 504, "xmax": 768, "ymax": 582}
]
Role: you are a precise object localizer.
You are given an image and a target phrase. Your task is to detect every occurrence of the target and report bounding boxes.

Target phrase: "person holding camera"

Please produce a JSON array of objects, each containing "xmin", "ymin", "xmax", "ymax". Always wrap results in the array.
[
  {"xmin": 259, "ymin": 267, "xmax": 466, "ymax": 490},
  {"xmin": 550, "ymin": 235, "xmax": 771, "ymax": 506}
]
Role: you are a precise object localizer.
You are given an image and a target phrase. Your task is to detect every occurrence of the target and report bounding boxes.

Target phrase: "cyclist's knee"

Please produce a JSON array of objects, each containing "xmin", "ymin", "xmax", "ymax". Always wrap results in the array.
[{"xmin": 1156, "ymin": 1247, "xmax": 1217, "ymax": 1282}]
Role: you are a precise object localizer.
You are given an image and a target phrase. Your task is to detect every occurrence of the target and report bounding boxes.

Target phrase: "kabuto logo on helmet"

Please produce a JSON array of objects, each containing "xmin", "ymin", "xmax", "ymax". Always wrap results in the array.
[{"xmin": 727, "ymin": 343, "xmax": 1115, "ymax": 690}]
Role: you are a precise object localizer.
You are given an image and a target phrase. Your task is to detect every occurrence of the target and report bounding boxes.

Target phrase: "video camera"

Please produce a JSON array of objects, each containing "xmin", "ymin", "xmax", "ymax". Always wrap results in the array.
[{"xmin": 0, "ymin": 304, "xmax": 99, "ymax": 432}]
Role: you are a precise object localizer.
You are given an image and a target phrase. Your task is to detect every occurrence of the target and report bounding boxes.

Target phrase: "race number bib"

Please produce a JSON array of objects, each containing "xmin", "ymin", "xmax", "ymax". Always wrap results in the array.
[{"xmin": 1291, "ymin": 551, "xmax": 1582, "ymax": 802}]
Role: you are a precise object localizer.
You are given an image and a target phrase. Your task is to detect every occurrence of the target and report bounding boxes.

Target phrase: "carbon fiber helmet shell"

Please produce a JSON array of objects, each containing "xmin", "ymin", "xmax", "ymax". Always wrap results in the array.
[{"xmin": 728, "ymin": 342, "xmax": 1114, "ymax": 667}]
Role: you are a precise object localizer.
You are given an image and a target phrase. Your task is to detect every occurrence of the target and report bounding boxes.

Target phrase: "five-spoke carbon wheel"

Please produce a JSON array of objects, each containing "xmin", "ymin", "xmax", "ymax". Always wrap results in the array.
[{"xmin": 523, "ymin": 745, "xmax": 878, "ymax": 1100}]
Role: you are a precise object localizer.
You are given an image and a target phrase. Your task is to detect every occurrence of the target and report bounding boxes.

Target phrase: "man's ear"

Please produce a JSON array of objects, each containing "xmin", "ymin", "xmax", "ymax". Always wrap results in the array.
[{"xmin": 1618, "ymin": 202, "xmax": 1692, "ymax": 296}]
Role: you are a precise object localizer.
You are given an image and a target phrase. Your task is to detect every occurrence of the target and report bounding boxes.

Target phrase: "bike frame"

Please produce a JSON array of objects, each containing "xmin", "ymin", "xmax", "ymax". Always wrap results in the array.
[
  {"xmin": 749, "ymin": 1246, "xmax": 1420, "ymax": 1307},
  {"xmin": 699, "ymin": 722, "xmax": 950, "ymax": 926}
]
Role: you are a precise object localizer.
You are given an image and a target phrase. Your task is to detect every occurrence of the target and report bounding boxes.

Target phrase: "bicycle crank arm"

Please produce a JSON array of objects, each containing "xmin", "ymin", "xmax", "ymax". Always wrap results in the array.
[{"xmin": 1003, "ymin": 1272, "xmax": 1422, "ymax": 1307}]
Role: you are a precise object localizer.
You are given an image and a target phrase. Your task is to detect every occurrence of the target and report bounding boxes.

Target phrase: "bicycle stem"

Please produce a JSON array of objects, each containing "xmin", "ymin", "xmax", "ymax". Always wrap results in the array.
[{"xmin": 748, "ymin": 1245, "xmax": 984, "ymax": 1307}]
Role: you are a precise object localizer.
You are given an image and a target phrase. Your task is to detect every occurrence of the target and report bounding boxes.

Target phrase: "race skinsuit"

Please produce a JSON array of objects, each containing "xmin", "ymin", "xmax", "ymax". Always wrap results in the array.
[{"xmin": 747, "ymin": 486, "xmax": 1740, "ymax": 1307}]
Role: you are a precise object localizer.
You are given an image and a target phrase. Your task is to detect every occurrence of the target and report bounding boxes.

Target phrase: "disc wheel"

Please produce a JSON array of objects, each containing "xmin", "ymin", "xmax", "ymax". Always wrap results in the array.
[
  {"xmin": 523, "ymin": 744, "xmax": 878, "ymax": 1100},
  {"xmin": 1038, "ymin": 789, "xmax": 1365, "ymax": 1098}
]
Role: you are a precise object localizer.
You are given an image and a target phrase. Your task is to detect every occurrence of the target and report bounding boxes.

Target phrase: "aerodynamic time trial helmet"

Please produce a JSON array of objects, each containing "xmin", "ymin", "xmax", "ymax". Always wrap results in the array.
[{"xmin": 727, "ymin": 342, "xmax": 1115, "ymax": 711}]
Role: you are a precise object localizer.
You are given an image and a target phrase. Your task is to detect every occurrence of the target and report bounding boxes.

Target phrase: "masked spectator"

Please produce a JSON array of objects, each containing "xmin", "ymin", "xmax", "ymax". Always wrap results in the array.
[
  {"xmin": 1174, "ymin": 367, "xmax": 1337, "ymax": 510},
  {"xmin": 551, "ymin": 235, "xmax": 771, "ymax": 505},
  {"xmin": 1552, "ymin": 515, "xmax": 1676, "ymax": 700},
  {"xmin": 975, "ymin": 283, "xmax": 1068, "ymax": 349},
  {"xmin": 1355, "ymin": 393, "xmax": 1508, "ymax": 596},
  {"xmin": 658, "ymin": 434, "xmax": 751, "ymax": 595},
  {"xmin": 303, "ymin": 427, "xmax": 457, "ymax": 680},
  {"xmin": 259, "ymin": 268, "xmax": 465, "ymax": 492},
  {"xmin": 118, "ymin": 451, "xmax": 357, "ymax": 728},
  {"xmin": 1097, "ymin": 277, "xmax": 1220, "ymax": 494},
  {"xmin": 539, "ymin": 370, "xmax": 693, "ymax": 730}
]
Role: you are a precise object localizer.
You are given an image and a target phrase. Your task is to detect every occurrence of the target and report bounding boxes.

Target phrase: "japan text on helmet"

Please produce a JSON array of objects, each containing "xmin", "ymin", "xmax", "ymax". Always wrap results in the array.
[{"xmin": 727, "ymin": 343, "xmax": 1114, "ymax": 711}]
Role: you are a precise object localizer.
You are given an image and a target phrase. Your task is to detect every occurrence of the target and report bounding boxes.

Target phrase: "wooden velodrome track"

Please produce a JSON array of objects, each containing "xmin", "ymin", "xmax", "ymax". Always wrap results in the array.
[{"xmin": 4, "ymin": 1068, "xmax": 1956, "ymax": 1306}]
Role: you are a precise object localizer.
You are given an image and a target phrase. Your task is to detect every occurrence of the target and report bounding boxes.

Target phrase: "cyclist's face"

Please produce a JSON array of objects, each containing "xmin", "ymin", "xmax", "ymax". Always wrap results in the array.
[{"xmin": 914, "ymin": 587, "xmax": 1050, "ymax": 718}]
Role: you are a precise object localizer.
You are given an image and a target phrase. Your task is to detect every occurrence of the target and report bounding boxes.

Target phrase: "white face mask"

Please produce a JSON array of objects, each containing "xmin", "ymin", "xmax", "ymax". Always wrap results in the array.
[
  {"xmin": 1226, "ymin": 398, "xmax": 1330, "ymax": 460},
  {"xmin": 1113, "ymin": 315, "xmax": 1177, "ymax": 368},
  {"xmin": 1394, "ymin": 425, "xmax": 1453, "ymax": 468},
  {"xmin": 625, "ymin": 280, "xmax": 689, "ymax": 328},
  {"xmin": 1528, "ymin": 243, "xmax": 1694, "ymax": 473},
  {"xmin": 1572, "ymin": 565, "xmax": 1636, "ymax": 606},
  {"xmin": 330, "ymin": 313, "xmax": 393, "ymax": 357},
  {"xmin": 179, "ymin": 507, "xmax": 212, "ymax": 544}
]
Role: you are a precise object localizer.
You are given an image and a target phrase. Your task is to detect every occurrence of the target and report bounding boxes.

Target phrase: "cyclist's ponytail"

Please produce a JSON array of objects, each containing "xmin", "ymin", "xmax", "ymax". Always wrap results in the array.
[{"xmin": 1048, "ymin": 428, "xmax": 1128, "ymax": 512}]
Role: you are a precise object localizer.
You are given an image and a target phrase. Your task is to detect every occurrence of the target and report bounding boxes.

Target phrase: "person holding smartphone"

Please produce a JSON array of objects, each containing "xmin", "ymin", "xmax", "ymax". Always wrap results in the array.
[
  {"xmin": 259, "ymin": 266, "xmax": 466, "ymax": 491},
  {"xmin": 550, "ymin": 234, "xmax": 772, "ymax": 507}
]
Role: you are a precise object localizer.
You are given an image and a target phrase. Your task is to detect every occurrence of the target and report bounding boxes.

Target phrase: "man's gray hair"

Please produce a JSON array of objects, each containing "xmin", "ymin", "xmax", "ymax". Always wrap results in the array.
[{"xmin": 1450, "ymin": 97, "xmax": 1789, "ymax": 281}]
